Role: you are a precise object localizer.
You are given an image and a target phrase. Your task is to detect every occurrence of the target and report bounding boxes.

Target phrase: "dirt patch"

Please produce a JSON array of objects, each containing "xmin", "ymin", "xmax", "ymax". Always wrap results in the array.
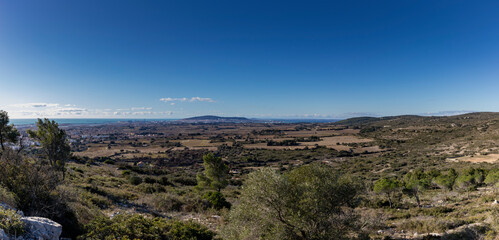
[
  {"xmin": 316, "ymin": 136, "xmax": 372, "ymax": 144},
  {"xmin": 449, "ymin": 153, "xmax": 499, "ymax": 163}
]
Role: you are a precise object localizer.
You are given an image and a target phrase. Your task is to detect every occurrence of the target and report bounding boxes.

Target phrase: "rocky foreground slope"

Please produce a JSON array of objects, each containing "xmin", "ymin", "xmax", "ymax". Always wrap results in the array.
[{"xmin": 0, "ymin": 203, "xmax": 62, "ymax": 240}]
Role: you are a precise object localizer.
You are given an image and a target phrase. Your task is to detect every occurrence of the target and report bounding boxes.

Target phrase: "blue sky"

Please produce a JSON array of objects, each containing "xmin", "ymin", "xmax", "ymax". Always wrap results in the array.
[{"xmin": 1, "ymin": 1, "xmax": 498, "ymax": 119}]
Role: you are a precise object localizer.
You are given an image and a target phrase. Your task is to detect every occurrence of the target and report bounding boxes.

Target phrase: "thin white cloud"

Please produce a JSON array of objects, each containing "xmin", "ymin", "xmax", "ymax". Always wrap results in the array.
[
  {"xmin": 113, "ymin": 111, "xmax": 131, "ymax": 116},
  {"xmin": 419, "ymin": 110, "xmax": 475, "ymax": 116},
  {"xmin": 114, "ymin": 111, "xmax": 173, "ymax": 116},
  {"xmin": 4, "ymin": 103, "xmax": 172, "ymax": 118},
  {"xmin": 57, "ymin": 108, "xmax": 87, "ymax": 113},
  {"xmin": 160, "ymin": 97, "xmax": 215, "ymax": 103},
  {"xmin": 6, "ymin": 103, "xmax": 87, "ymax": 117},
  {"xmin": 131, "ymin": 107, "xmax": 153, "ymax": 111},
  {"xmin": 189, "ymin": 97, "xmax": 214, "ymax": 102},
  {"xmin": 160, "ymin": 97, "xmax": 186, "ymax": 102},
  {"xmin": 10, "ymin": 103, "xmax": 60, "ymax": 108}
]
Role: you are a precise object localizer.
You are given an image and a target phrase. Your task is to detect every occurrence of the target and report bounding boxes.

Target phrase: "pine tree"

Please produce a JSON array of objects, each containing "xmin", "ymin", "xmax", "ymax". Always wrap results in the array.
[{"xmin": 196, "ymin": 153, "xmax": 229, "ymax": 192}]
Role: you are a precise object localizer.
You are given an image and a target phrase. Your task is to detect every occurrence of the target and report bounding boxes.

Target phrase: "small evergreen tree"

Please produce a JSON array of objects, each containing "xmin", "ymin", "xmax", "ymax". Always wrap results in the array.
[
  {"xmin": 403, "ymin": 170, "xmax": 430, "ymax": 208},
  {"xmin": 434, "ymin": 169, "xmax": 458, "ymax": 191},
  {"xmin": 455, "ymin": 174, "xmax": 475, "ymax": 199},
  {"xmin": 373, "ymin": 177, "xmax": 400, "ymax": 208},
  {"xmin": 202, "ymin": 191, "xmax": 231, "ymax": 210},
  {"xmin": 485, "ymin": 169, "xmax": 499, "ymax": 194},
  {"xmin": 0, "ymin": 110, "xmax": 20, "ymax": 153},
  {"xmin": 454, "ymin": 168, "xmax": 484, "ymax": 199},
  {"xmin": 196, "ymin": 153, "xmax": 229, "ymax": 192},
  {"xmin": 27, "ymin": 118, "xmax": 71, "ymax": 178}
]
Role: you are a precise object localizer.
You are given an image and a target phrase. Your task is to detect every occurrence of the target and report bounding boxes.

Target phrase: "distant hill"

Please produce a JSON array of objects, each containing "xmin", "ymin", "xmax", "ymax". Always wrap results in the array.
[
  {"xmin": 334, "ymin": 112, "xmax": 499, "ymax": 127},
  {"xmin": 178, "ymin": 115, "xmax": 256, "ymax": 123},
  {"xmin": 334, "ymin": 115, "xmax": 424, "ymax": 126}
]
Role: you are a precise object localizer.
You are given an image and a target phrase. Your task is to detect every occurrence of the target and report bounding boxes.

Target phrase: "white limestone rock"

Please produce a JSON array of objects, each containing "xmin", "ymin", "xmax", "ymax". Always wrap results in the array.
[
  {"xmin": 21, "ymin": 217, "xmax": 62, "ymax": 240},
  {"xmin": 0, "ymin": 229, "xmax": 9, "ymax": 239}
]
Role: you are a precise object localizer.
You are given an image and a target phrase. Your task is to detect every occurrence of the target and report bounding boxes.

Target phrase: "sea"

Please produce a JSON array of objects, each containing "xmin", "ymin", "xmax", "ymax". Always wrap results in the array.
[
  {"xmin": 10, "ymin": 118, "xmax": 340, "ymax": 126},
  {"xmin": 10, "ymin": 118, "xmax": 180, "ymax": 126}
]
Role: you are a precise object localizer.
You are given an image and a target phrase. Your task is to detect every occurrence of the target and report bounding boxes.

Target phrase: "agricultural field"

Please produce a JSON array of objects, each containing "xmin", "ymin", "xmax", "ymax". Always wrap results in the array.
[{"xmin": 71, "ymin": 122, "xmax": 383, "ymax": 160}]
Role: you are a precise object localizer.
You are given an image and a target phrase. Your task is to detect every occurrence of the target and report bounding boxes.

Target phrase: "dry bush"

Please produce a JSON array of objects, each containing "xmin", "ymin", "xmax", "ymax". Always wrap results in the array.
[
  {"xmin": 356, "ymin": 208, "xmax": 388, "ymax": 232},
  {"xmin": 0, "ymin": 186, "xmax": 17, "ymax": 209},
  {"xmin": 140, "ymin": 193, "xmax": 184, "ymax": 212}
]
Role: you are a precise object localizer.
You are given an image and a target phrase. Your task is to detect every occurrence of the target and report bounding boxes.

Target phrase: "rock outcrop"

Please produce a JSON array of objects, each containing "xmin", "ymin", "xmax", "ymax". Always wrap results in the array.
[
  {"xmin": 0, "ymin": 202, "xmax": 62, "ymax": 240},
  {"xmin": 0, "ymin": 229, "xmax": 9, "ymax": 239},
  {"xmin": 21, "ymin": 217, "xmax": 62, "ymax": 240}
]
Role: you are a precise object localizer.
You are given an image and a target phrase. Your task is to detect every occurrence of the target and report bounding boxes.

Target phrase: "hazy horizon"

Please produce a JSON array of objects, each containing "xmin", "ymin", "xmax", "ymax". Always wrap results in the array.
[{"xmin": 7, "ymin": 110, "xmax": 479, "ymax": 122}]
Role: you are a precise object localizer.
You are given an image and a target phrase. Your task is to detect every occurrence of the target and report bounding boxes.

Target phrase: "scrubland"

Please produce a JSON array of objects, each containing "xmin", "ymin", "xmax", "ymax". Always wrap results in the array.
[{"xmin": 1, "ymin": 112, "xmax": 499, "ymax": 239}]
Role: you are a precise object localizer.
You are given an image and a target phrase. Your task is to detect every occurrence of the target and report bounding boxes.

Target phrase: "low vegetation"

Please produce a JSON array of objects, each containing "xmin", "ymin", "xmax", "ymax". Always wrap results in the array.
[{"xmin": 0, "ymin": 110, "xmax": 498, "ymax": 239}]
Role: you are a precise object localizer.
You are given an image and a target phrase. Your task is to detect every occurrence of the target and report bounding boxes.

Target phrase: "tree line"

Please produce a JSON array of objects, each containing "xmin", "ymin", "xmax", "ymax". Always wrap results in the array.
[{"xmin": 374, "ymin": 168, "xmax": 499, "ymax": 208}]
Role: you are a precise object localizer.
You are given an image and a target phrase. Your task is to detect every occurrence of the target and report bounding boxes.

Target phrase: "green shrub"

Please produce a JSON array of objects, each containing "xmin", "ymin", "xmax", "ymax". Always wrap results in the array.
[
  {"xmin": 122, "ymin": 170, "xmax": 132, "ymax": 176},
  {"xmin": 140, "ymin": 184, "xmax": 156, "ymax": 194},
  {"xmin": 0, "ymin": 206, "xmax": 25, "ymax": 236},
  {"xmin": 103, "ymin": 159, "xmax": 115, "ymax": 165},
  {"xmin": 172, "ymin": 176, "xmax": 197, "ymax": 186},
  {"xmin": 167, "ymin": 220, "xmax": 215, "ymax": 240},
  {"xmin": 398, "ymin": 218, "xmax": 467, "ymax": 233},
  {"xmin": 71, "ymin": 167, "xmax": 84, "ymax": 174},
  {"xmin": 129, "ymin": 176, "xmax": 143, "ymax": 185},
  {"xmin": 138, "ymin": 183, "xmax": 164, "ymax": 194},
  {"xmin": 154, "ymin": 184, "xmax": 166, "ymax": 193},
  {"xmin": 202, "ymin": 191, "xmax": 231, "ymax": 210},
  {"xmin": 81, "ymin": 191, "xmax": 112, "ymax": 209},
  {"xmin": 418, "ymin": 206, "xmax": 454, "ymax": 217},
  {"xmin": 159, "ymin": 176, "xmax": 173, "ymax": 186},
  {"xmin": 180, "ymin": 194, "xmax": 205, "ymax": 213},
  {"xmin": 221, "ymin": 164, "xmax": 362, "ymax": 240},
  {"xmin": 144, "ymin": 177, "xmax": 157, "ymax": 184},
  {"xmin": 79, "ymin": 214, "xmax": 214, "ymax": 240},
  {"xmin": 150, "ymin": 193, "xmax": 184, "ymax": 212},
  {"xmin": 0, "ymin": 150, "xmax": 82, "ymax": 238},
  {"xmin": 0, "ymin": 150, "xmax": 62, "ymax": 216},
  {"xmin": 0, "ymin": 186, "xmax": 17, "ymax": 208}
]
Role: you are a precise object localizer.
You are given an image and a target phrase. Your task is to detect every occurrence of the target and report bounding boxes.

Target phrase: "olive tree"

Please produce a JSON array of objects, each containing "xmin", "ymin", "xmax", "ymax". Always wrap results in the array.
[{"xmin": 221, "ymin": 163, "xmax": 362, "ymax": 240}]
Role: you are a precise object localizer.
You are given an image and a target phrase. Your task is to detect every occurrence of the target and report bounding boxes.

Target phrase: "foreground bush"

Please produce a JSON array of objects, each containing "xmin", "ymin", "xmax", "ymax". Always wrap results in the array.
[
  {"xmin": 202, "ymin": 191, "xmax": 231, "ymax": 210},
  {"xmin": 0, "ymin": 186, "xmax": 17, "ymax": 209},
  {"xmin": 221, "ymin": 163, "xmax": 363, "ymax": 240},
  {"xmin": 0, "ymin": 149, "xmax": 61, "ymax": 216},
  {"xmin": 148, "ymin": 193, "xmax": 184, "ymax": 212},
  {"xmin": 80, "ymin": 214, "xmax": 214, "ymax": 240},
  {"xmin": 0, "ymin": 149, "xmax": 82, "ymax": 238},
  {"xmin": 0, "ymin": 206, "xmax": 25, "ymax": 237},
  {"xmin": 129, "ymin": 175, "xmax": 143, "ymax": 185}
]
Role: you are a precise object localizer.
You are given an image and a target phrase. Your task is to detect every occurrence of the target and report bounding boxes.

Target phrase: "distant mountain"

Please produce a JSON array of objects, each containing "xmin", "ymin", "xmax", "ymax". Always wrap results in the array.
[{"xmin": 178, "ymin": 115, "xmax": 256, "ymax": 123}]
